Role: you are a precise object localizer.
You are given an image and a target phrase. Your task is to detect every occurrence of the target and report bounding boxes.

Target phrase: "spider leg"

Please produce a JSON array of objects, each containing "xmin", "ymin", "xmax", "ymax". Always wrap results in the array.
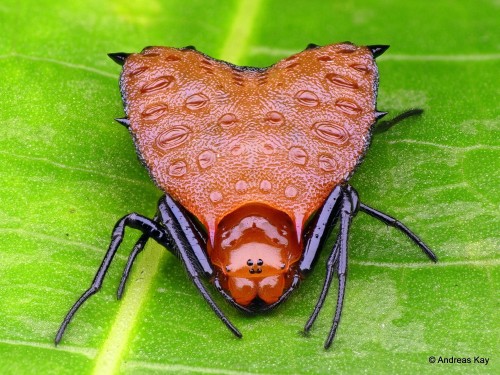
[
  {"xmin": 162, "ymin": 194, "xmax": 212, "ymax": 275},
  {"xmin": 302, "ymin": 183, "xmax": 436, "ymax": 348},
  {"xmin": 303, "ymin": 237, "xmax": 340, "ymax": 333},
  {"xmin": 118, "ymin": 193, "xmax": 214, "ymax": 299},
  {"xmin": 359, "ymin": 203, "xmax": 437, "ymax": 262},
  {"xmin": 56, "ymin": 195, "xmax": 240, "ymax": 345},
  {"xmin": 323, "ymin": 185, "xmax": 358, "ymax": 349},
  {"xmin": 373, "ymin": 108, "xmax": 424, "ymax": 134},
  {"xmin": 302, "ymin": 185, "xmax": 358, "ymax": 347},
  {"xmin": 121, "ymin": 195, "xmax": 241, "ymax": 336},
  {"xmin": 301, "ymin": 186, "xmax": 343, "ymax": 332},
  {"xmin": 157, "ymin": 198, "xmax": 241, "ymax": 338},
  {"xmin": 162, "ymin": 196, "xmax": 250, "ymax": 319},
  {"xmin": 55, "ymin": 213, "xmax": 170, "ymax": 345},
  {"xmin": 300, "ymin": 185, "xmax": 343, "ymax": 273},
  {"xmin": 117, "ymin": 213, "xmax": 159, "ymax": 299}
]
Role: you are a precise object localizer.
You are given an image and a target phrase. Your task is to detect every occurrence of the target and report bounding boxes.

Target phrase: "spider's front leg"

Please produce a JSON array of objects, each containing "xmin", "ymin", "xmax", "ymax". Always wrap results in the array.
[
  {"xmin": 302, "ymin": 185, "xmax": 358, "ymax": 349},
  {"xmin": 117, "ymin": 194, "xmax": 211, "ymax": 299},
  {"xmin": 302, "ymin": 183, "xmax": 436, "ymax": 349},
  {"xmin": 55, "ymin": 194, "xmax": 241, "ymax": 345}
]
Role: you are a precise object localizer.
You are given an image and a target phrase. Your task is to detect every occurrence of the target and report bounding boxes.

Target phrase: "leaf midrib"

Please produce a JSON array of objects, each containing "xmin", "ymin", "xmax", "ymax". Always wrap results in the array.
[{"xmin": 90, "ymin": 1, "xmax": 264, "ymax": 373}]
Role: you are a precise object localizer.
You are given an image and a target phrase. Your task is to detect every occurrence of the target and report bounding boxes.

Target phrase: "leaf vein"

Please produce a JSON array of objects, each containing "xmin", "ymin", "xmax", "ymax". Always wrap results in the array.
[
  {"xmin": 386, "ymin": 139, "xmax": 500, "ymax": 152},
  {"xmin": 123, "ymin": 361, "xmax": 275, "ymax": 375},
  {"xmin": 0, "ymin": 339, "xmax": 97, "ymax": 359},
  {"xmin": 351, "ymin": 258, "xmax": 500, "ymax": 268},
  {"xmin": 0, "ymin": 53, "xmax": 116, "ymax": 78},
  {"xmin": 0, "ymin": 151, "xmax": 152, "ymax": 188}
]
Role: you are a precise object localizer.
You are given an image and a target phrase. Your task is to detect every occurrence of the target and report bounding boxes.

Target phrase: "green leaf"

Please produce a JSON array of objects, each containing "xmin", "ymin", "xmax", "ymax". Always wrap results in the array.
[{"xmin": 0, "ymin": 0, "xmax": 498, "ymax": 374}]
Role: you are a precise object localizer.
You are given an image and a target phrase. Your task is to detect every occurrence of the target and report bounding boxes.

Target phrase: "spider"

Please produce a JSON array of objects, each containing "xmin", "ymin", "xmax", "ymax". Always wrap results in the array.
[{"xmin": 55, "ymin": 42, "xmax": 436, "ymax": 349}]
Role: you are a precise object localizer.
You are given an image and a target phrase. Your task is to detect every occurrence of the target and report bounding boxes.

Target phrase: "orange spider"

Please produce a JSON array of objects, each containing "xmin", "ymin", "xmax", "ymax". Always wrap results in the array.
[{"xmin": 56, "ymin": 42, "xmax": 436, "ymax": 349}]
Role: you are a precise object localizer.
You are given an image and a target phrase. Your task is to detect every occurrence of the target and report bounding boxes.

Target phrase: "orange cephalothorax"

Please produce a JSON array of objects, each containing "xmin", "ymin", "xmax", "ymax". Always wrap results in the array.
[
  {"xmin": 119, "ymin": 43, "xmax": 380, "ymax": 243},
  {"xmin": 208, "ymin": 204, "xmax": 302, "ymax": 306}
]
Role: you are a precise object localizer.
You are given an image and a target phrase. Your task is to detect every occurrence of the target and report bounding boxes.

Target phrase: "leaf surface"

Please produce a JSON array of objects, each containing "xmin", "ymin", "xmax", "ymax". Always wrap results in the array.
[{"xmin": 0, "ymin": 0, "xmax": 498, "ymax": 374}]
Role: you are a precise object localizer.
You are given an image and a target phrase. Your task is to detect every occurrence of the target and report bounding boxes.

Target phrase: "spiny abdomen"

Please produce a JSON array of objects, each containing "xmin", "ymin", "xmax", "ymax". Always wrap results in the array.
[{"xmin": 120, "ymin": 43, "xmax": 379, "ymax": 240}]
